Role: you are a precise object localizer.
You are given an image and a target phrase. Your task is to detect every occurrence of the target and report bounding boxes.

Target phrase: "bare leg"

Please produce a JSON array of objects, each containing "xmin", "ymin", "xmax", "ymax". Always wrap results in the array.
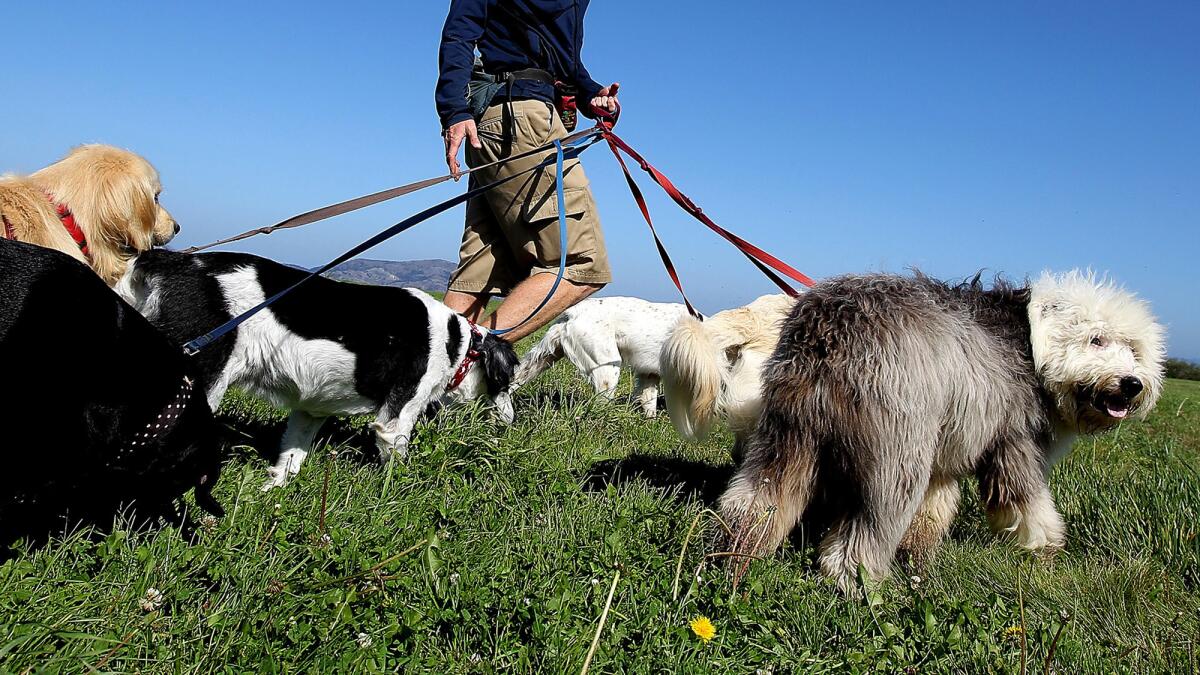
[
  {"xmin": 263, "ymin": 412, "xmax": 326, "ymax": 491},
  {"xmin": 475, "ymin": 274, "xmax": 603, "ymax": 343},
  {"xmin": 444, "ymin": 290, "xmax": 491, "ymax": 322}
]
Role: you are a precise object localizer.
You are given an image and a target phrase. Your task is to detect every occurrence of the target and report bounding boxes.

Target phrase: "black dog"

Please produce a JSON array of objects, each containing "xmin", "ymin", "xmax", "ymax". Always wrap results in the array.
[{"xmin": 0, "ymin": 239, "xmax": 224, "ymax": 550}]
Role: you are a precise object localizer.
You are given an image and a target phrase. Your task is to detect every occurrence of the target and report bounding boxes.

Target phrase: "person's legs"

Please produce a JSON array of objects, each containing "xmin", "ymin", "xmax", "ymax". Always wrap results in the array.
[
  {"xmin": 444, "ymin": 289, "xmax": 491, "ymax": 321},
  {"xmin": 446, "ymin": 101, "xmax": 612, "ymax": 340},
  {"xmin": 444, "ymin": 175, "xmax": 515, "ymax": 319},
  {"xmin": 474, "ymin": 273, "xmax": 602, "ymax": 342}
]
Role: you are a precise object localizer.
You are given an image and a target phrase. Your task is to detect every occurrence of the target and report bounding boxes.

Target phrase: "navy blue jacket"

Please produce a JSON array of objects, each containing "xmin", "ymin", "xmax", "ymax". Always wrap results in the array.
[{"xmin": 436, "ymin": 0, "xmax": 604, "ymax": 129}]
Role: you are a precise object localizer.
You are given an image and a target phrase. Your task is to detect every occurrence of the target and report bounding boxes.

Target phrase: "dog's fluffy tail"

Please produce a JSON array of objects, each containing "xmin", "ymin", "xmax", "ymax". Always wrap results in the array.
[
  {"xmin": 512, "ymin": 322, "xmax": 566, "ymax": 389},
  {"xmin": 661, "ymin": 316, "xmax": 724, "ymax": 441}
]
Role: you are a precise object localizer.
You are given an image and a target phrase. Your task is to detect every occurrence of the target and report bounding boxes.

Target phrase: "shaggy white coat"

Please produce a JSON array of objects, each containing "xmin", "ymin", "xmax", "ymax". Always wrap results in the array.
[
  {"xmin": 660, "ymin": 294, "xmax": 796, "ymax": 445},
  {"xmin": 718, "ymin": 271, "xmax": 1165, "ymax": 591}
]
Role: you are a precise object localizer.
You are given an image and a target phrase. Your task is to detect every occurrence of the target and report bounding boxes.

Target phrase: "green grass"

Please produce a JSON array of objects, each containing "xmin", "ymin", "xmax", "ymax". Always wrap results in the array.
[{"xmin": 1, "ymin": 345, "xmax": 1197, "ymax": 672}]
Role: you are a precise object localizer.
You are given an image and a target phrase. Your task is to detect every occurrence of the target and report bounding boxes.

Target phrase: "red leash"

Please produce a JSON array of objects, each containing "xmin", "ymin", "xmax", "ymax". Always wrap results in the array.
[
  {"xmin": 588, "ymin": 100, "xmax": 814, "ymax": 314},
  {"xmin": 604, "ymin": 138, "xmax": 701, "ymax": 318}
]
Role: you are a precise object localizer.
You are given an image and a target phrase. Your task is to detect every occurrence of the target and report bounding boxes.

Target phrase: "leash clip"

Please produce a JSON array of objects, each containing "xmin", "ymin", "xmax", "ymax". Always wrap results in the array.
[{"xmin": 182, "ymin": 338, "xmax": 207, "ymax": 356}]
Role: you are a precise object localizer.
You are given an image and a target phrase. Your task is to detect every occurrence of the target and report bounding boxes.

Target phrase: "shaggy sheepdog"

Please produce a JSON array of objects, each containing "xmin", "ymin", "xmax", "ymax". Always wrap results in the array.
[
  {"xmin": 513, "ymin": 296, "xmax": 689, "ymax": 416},
  {"xmin": 0, "ymin": 239, "xmax": 223, "ymax": 550},
  {"xmin": 720, "ymin": 272, "xmax": 1164, "ymax": 590},
  {"xmin": 660, "ymin": 294, "xmax": 796, "ymax": 447},
  {"xmin": 1, "ymin": 145, "xmax": 179, "ymax": 286},
  {"xmin": 117, "ymin": 249, "xmax": 519, "ymax": 490}
]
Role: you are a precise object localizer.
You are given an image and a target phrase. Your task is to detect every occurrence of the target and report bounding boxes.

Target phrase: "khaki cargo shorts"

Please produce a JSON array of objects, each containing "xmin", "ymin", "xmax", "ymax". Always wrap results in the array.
[{"xmin": 447, "ymin": 99, "xmax": 612, "ymax": 295}]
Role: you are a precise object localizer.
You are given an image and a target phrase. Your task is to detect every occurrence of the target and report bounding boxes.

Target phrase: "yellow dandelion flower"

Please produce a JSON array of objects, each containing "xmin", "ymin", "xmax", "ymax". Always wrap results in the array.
[
  {"xmin": 690, "ymin": 616, "xmax": 716, "ymax": 642},
  {"xmin": 1003, "ymin": 625, "xmax": 1025, "ymax": 638}
]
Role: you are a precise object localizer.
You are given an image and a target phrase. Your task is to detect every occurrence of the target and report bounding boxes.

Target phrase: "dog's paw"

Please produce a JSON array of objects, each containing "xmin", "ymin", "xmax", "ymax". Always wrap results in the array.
[
  {"xmin": 371, "ymin": 427, "xmax": 411, "ymax": 463},
  {"xmin": 375, "ymin": 445, "xmax": 409, "ymax": 465},
  {"xmin": 260, "ymin": 472, "xmax": 289, "ymax": 492},
  {"xmin": 988, "ymin": 498, "xmax": 1066, "ymax": 551}
]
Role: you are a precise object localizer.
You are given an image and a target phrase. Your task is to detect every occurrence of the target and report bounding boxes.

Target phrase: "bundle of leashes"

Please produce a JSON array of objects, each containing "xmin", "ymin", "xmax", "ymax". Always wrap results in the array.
[
  {"xmin": 182, "ymin": 134, "xmax": 594, "ymax": 354},
  {"xmin": 180, "ymin": 101, "xmax": 814, "ymax": 355}
]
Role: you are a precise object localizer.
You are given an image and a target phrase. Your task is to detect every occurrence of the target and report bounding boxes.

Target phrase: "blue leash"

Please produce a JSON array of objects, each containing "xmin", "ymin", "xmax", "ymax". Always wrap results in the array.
[
  {"xmin": 183, "ymin": 131, "xmax": 600, "ymax": 355},
  {"xmin": 488, "ymin": 138, "xmax": 568, "ymax": 336}
]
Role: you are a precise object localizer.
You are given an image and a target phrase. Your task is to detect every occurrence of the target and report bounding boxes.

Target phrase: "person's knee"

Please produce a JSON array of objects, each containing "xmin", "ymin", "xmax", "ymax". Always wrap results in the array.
[
  {"xmin": 444, "ymin": 289, "xmax": 489, "ymax": 318},
  {"xmin": 574, "ymin": 281, "xmax": 605, "ymax": 300}
]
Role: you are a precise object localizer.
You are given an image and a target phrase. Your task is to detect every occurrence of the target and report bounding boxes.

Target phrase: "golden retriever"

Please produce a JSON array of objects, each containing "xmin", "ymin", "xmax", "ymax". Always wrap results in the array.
[{"xmin": 0, "ymin": 145, "xmax": 178, "ymax": 285}]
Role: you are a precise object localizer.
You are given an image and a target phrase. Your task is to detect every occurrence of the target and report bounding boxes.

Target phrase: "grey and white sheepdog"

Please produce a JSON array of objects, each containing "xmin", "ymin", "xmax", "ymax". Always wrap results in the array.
[{"xmin": 719, "ymin": 271, "xmax": 1165, "ymax": 590}]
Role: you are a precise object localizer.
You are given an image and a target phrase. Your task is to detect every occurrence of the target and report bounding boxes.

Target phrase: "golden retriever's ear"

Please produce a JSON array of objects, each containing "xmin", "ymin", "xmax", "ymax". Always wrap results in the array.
[
  {"xmin": 130, "ymin": 178, "xmax": 158, "ymax": 247},
  {"xmin": 72, "ymin": 150, "xmax": 157, "ymax": 252}
]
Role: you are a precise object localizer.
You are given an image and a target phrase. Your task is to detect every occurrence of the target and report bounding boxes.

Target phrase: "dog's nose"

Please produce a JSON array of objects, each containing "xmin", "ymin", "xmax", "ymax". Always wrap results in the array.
[
  {"xmin": 173, "ymin": 222, "xmax": 181, "ymax": 235},
  {"xmin": 1119, "ymin": 376, "xmax": 1143, "ymax": 397}
]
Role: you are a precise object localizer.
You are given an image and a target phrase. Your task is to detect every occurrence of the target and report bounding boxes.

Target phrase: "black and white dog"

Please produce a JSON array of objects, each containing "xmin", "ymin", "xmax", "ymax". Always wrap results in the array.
[
  {"xmin": 0, "ymin": 239, "xmax": 224, "ymax": 550},
  {"xmin": 116, "ymin": 249, "xmax": 519, "ymax": 490}
]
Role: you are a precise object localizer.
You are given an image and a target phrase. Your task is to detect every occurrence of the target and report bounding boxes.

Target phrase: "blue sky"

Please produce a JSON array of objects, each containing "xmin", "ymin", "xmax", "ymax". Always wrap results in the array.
[{"xmin": 2, "ymin": 2, "xmax": 1197, "ymax": 358}]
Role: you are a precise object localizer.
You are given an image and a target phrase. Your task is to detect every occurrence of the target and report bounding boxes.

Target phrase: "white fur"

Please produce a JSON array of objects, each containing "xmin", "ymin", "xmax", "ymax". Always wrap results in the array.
[
  {"xmin": 368, "ymin": 289, "xmax": 463, "ymax": 468},
  {"xmin": 513, "ymin": 296, "xmax": 689, "ymax": 417},
  {"xmin": 988, "ymin": 486, "xmax": 1066, "ymax": 550},
  {"xmin": 660, "ymin": 294, "xmax": 796, "ymax": 444},
  {"xmin": 213, "ymin": 269, "xmax": 376, "ymax": 416},
  {"xmin": 1029, "ymin": 270, "xmax": 1166, "ymax": 434}
]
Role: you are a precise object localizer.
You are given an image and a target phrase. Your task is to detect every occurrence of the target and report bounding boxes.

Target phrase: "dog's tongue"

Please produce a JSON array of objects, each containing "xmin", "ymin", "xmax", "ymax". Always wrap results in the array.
[{"xmin": 1106, "ymin": 404, "xmax": 1129, "ymax": 419}]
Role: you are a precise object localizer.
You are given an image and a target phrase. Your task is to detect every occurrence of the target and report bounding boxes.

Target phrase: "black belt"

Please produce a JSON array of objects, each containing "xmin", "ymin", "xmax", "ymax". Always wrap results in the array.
[{"xmin": 490, "ymin": 68, "xmax": 555, "ymax": 86}]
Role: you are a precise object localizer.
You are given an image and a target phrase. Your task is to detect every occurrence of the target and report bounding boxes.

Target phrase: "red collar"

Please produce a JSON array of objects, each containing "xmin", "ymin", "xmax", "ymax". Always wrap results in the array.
[
  {"xmin": 447, "ymin": 348, "xmax": 481, "ymax": 391},
  {"xmin": 1, "ymin": 215, "xmax": 14, "ymax": 241},
  {"xmin": 46, "ymin": 194, "xmax": 90, "ymax": 259},
  {"xmin": 446, "ymin": 322, "xmax": 486, "ymax": 391}
]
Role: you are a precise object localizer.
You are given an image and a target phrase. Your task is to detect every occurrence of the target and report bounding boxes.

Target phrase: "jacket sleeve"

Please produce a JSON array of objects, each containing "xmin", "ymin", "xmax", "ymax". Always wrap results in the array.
[
  {"xmin": 571, "ymin": 5, "xmax": 605, "ymax": 117},
  {"xmin": 436, "ymin": 0, "xmax": 487, "ymax": 130}
]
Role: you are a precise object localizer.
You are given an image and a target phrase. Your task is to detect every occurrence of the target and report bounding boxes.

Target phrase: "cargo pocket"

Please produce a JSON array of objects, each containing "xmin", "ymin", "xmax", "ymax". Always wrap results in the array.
[
  {"xmin": 522, "ymin": 185, "xmax": 595, "ymax": 269},
  {"xmin": 518, "ymin": 154, "xmax": 588, "ymax": 216}
]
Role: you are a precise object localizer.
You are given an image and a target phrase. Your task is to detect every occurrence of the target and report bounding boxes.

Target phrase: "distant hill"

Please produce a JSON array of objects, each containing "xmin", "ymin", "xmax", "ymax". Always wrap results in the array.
[{"xmin": 318, "ymin": 258, "xmax": 455, "ymax": 292}]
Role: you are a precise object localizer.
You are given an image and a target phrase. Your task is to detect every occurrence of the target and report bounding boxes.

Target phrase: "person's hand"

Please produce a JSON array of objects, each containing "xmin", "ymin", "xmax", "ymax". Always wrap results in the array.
[
  {"xmin": 443, "ymin": 118, "xmax": 481, "ymax": 180},
  {"xmin": 590, "ymin": 82, "xmax": 620, "ymax": 114}
]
